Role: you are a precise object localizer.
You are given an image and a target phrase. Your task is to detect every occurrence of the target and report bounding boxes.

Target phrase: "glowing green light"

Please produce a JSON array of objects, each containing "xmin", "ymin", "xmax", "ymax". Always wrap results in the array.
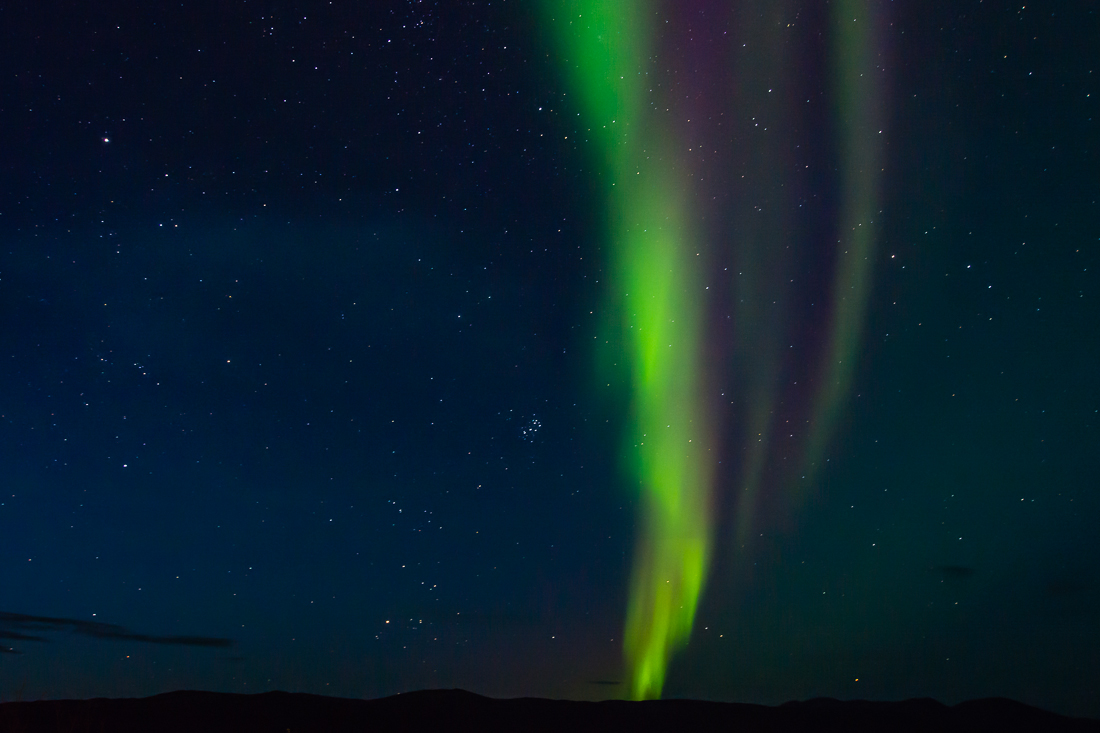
[
  {"xmin": 543, "ymin": 0, "xmax": 712, "ymax": 700},
  {"xmin": 616, "ymin": 144, "xmax": 712, "ymax": 701},
  {"xmin": 543, "ymin": 0, "xmax": 885, "ymax": 700}
]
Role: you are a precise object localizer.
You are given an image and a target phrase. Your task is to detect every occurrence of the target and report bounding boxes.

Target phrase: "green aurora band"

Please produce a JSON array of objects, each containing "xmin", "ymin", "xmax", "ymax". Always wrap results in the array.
[
  {"xmin": 544, "ymin": 0, "xmax": 884, "ymax": 700},
  {"xmin": 543, "ymin": 1, "xmax": 711, "ymax": 700},
  {"xmin": 802, "ymin": 0, "xmax": 887, "ymax": 491}
]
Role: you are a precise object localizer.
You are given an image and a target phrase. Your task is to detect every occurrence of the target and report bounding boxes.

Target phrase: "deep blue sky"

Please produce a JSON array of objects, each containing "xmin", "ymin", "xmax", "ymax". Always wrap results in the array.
[{"xmin": 1, "ymin": 0, "xmax": 1097, "ymax": 718}]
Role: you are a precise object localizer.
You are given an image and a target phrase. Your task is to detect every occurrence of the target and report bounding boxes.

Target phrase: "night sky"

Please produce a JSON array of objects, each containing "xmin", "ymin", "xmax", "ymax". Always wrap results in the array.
[{"xmin": 1, "ymin": 0, "xmax": 1098, "ymax": 718}]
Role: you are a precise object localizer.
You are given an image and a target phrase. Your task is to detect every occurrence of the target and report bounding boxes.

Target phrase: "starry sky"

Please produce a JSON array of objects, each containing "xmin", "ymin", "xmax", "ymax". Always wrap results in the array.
[{"xmin": 1, "ymin": 0, "xmax": 1098, "ymax": 718}]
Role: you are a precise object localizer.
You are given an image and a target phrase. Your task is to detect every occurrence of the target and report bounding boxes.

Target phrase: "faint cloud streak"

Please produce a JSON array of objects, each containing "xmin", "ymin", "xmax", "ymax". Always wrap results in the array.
[{"xmin": 0, "ymin": 611, "xmax": 234, "ymax": 655}]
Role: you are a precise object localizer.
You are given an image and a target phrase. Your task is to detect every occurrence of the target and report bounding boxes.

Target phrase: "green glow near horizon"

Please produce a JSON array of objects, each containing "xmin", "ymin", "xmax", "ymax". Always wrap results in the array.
[
  {"xmin": 545, "ymin": 0, "xmax": 884, "ymax": 701},
  {"xmin": 617, "ymin": 142, "xmax": 712, "ymax": 701},
  {"xmin": 544, "ymin": 0, "xmax": 712, "ymax": 700}
]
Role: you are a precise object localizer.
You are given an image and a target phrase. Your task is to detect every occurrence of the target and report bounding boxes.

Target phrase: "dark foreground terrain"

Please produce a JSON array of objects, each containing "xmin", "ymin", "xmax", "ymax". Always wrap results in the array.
[{"xmin": 1, "ymin": 689, "xmax": 1097, "ymax": 732}]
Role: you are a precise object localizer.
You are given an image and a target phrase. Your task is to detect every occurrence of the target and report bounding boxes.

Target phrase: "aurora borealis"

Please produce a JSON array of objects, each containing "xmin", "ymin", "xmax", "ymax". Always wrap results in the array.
[
  {"xmin": 544, "ymin": 0, "xmax": 712, "ymax": 699},
  {"xmin": 545, "ymin": 0, "xmax": 888, "ymax": 698},
  {"xmin": 2, "ymin": 0, "xmax": 1099, "ymax": 718}
]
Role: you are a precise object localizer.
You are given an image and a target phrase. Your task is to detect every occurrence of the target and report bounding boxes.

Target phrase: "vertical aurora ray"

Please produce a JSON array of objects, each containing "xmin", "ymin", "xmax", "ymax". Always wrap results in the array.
[
  {"xmin": 543, "ymin": 0, "xmax": 714, "ymax": 700},
  {"xmin": 724, "ymin": 0, "xmax": 802, "ymax": 550},
  {"xmin": 616, "ymin": 135, "xmax": 713, "ymax": 701},
  {"xmin": 802, "ymin": 0, "xmax": 888, "ymax": 489},
  {"xmin": 543, "ymin": 0, "xmax": 889, "ymax": 701}
]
